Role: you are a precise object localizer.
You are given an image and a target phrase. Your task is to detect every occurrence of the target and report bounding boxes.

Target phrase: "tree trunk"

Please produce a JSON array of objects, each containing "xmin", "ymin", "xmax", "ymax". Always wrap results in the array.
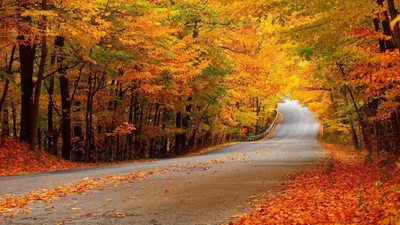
[
  {"xmin": 138, "ymin": 104, "xmax": 144, "ymax": 158},
  {"xmin": 127, "ymin": 88, "xmax": 135, "ymax": 159},
  {"xmin": 342, "ymin": 87, "xmax": 360, "ymax": 150},
  {"xmin": 133, "ymin": 94, "xmax": 139, "ymax": 158},
  {"xmin": 175, "ymin": 111, "xmax": 182, "ymax": 155},
  {"xmin": 84, "ymin": 75, "xmax": 93, "ymax": 162},
  {"xmin": 0, "ymin": 45, "xmax": 16, "ymax": 118},
  {"xmin": 47, "ymin": 76, "xmax": 55, "ymax": 154},
  {"xmin": 188, "ymin": 104, "xmax": 209, "ymax": 150},
  {"xmin": 60, "ymin": 75, "xmax": 72, "ymax": 160},
  {"xmin": 381, "ymin": 11, "xmax": 397, "ymax": 50},
  {"xmin": 11, "ymin": 99, "xmax": 17, "ymax": 138},
  {"xmin": 373, "ymin": 18, "xmax": 386, "ymax": 52},
  {"xmin": 29, "ymin": 35, "xmax": 48, "ymax": 150},
  {"xmin": 2, "ymin": 104, "xmax": 9, "ymax": 137},
  {"xmin": 19, "ymin": 42, "xmax": 36, "ymax": 142}
]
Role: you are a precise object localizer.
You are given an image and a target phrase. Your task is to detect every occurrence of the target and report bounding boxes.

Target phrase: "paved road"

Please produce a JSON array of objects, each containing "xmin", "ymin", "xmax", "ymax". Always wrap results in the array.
[{"xmin": 1, "ymin": 100, "xmax": 325, "ymax": 225}]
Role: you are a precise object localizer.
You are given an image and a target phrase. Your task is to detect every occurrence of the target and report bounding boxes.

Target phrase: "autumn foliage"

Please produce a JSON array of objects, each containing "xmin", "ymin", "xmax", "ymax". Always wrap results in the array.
[
  {"xmin": 231, "ymin": 143, "xmax": 400, "ymax": 225},
  {"xmin": 0, "ymin": 0, "xmax": 283, "ymax": 163}
]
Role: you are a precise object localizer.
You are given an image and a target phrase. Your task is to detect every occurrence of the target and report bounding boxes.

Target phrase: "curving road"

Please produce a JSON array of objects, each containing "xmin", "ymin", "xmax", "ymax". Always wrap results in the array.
[{"xmin": 1, "ymin": 100, "xmax": 325, "ymax": 225}]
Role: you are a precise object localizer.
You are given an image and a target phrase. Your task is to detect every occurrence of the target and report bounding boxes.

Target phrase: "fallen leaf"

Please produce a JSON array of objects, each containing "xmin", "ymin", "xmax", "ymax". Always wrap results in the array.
[
  {"xmin": 45, "ymin": 206, "xmax": 55, "ymax": 211},
  {"xmin": 115, "ymin": 212, "xmax": 125, "ymax": 217}
]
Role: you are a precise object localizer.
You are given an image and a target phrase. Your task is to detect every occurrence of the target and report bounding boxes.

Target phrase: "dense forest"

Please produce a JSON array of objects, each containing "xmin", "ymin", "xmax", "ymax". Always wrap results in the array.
[{"xmin": 0, "ymin": 0, "xmax": 399, "ymax": 162}]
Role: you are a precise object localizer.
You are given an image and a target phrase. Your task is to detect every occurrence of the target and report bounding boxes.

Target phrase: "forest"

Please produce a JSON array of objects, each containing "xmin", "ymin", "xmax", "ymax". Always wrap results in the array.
[{"xmin": 1, "ymin": 0, "xmax": 400, "ymax": 163}]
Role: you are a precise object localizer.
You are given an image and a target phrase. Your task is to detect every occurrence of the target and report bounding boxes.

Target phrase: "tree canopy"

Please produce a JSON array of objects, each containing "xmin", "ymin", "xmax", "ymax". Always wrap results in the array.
[{"xmin": 1, "ymin": 0, "xmax": 399, "ymax": 161}]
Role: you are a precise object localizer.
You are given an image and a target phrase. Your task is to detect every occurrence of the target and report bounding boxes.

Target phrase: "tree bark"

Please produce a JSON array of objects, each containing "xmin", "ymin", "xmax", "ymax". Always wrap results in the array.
[
  {"xmin": 19, "ymin": 42, "xmax": 36, "ymax": 142},
  {"xmin": 60, "ymin": 75, "xmax": 72, "ymax": 160},
  {"xmin": 175, "ymin": 111, "xmax": 182, "ymax": 155},
  {"xmin": 84, "ymin": 75, "xmax": 93, "ymax": 162}
]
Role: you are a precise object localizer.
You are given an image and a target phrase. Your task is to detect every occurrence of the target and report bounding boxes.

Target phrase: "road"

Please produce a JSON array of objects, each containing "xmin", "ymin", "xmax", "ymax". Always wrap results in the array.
[{"xmin": 1, "ymin": 100, "xmax": 325, "ymax": 225}]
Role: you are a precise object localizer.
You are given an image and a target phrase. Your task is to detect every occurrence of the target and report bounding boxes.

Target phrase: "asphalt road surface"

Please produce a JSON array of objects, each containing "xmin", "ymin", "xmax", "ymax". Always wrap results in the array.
[{"xmin": 1, "ymin": 100, "xmax": 325, "ymax": 225}]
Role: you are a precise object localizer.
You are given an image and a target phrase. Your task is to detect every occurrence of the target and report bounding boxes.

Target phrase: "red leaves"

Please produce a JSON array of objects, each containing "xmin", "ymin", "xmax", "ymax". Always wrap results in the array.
[
  {"xmin": 231, "ymin": 143, "xmax": 400, "ymax": 224},
  {"xmin": 0, "ymin": 138, "xmax": 90, "ymax": 177}
]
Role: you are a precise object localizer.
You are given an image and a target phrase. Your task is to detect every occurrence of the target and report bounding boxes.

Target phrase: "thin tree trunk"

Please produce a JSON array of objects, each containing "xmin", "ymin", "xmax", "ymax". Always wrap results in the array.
[
  {"xmin": 2, "ymin": 104, "xmax": 9, "ymax": 137},
  {"xmin": 47, "ymin": 76, "xmax": 55, "ymax": 154},
  {"xmin": 175, "ymin": 111, "xmax": 182, "ymax": 155},
  {"xmin": 133, "ymin": 94, "xmax": 139, "ymax": 158},
  {"xmin": 188, "ymin": 104, "xmax": 209, "ymax": 150},
  {"xmin": 0, "ymin": 45, "xmax": 16, "ymax": 117},
  {"xmin": 127, "ymin": 88, "xmax": 135, "ymax": 159},
  {"xmin": 84, "ymin": 75, "xmax": 93, "ymax": 162},
  {"xmin": 11, "ymin": 98, "xmax": 17, "ymax": 138},
  {"xmin": 138, "ymin": 104, "xmax": 144, "ymax": 158},
  {"xmin": 342, "ymin": 88, "xmax": 360, "ymax": 150},
  {"xmin": 29, "ymin": 35, "xmax": 48, "ymax": 150}
]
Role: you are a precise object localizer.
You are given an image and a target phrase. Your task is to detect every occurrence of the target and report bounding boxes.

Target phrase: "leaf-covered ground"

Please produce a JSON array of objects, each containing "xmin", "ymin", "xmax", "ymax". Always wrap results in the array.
[
  {"xmin": 0, "ymin": 139, "xmax": 95, "ymax": 176},
  {"xmin": 230, "ymin": 143, "xmax": 400, "ymax": 225}
]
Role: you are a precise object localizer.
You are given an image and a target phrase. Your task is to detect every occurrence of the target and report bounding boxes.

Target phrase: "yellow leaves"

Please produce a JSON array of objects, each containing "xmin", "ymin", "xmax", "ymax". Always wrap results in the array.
[
  {"xmin": 20, "ymin": 9, "xmax": 59, "ymax": 20},
  {"xmin": 70, "ymin": 207, "xmax": 81, "ymax": 211}
]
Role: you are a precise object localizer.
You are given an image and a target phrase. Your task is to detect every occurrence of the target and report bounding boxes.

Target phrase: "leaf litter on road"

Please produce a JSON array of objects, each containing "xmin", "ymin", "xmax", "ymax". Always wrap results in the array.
[{"xmin": 0, "ymin": 146, "xmax": 271, "ymax": 219}]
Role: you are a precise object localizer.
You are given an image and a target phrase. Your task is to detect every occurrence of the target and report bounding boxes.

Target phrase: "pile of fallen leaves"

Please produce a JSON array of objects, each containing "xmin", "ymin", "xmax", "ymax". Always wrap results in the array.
[
  {"xmin": 231, "ymin": 143, "xmax": 400, "ymax": 225},
  {"xmin": 0, "ymin": 138, "xmax": 90, "ymax": 176}
]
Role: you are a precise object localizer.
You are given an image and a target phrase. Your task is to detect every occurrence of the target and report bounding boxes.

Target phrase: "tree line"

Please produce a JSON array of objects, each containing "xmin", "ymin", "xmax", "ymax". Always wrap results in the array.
[{"xmin": 0, "ymin": 0, "xmax": 282, "ymax": 162}]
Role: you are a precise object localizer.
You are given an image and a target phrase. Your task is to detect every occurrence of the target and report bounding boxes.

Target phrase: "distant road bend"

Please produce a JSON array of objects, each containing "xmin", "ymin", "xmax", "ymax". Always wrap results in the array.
[{"xmin": 1, "ymin": 100, "xmax": 325, "ymax": 225}]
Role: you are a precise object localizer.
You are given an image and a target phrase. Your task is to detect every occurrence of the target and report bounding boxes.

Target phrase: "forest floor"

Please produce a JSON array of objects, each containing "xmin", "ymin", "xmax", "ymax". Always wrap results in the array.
[{"xmin": 229, "ymin": 142, "xmax": 400, "ymax": 225}]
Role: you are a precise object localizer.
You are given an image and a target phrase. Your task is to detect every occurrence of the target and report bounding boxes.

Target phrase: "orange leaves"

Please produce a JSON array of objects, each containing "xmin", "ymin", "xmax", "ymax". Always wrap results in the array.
[
  {"xmin": 115, "ymin": 211, "xmax": 125, "ymax": 217},
  {"xmin": 0, "ymin": 167, "xmax": 161, "ymax": 218},
  {"xmin": 0, "ymin": 139, "xmax": 92, "ymax": 177},
  {"xmin": 231, "ymin": 143, "xmax": 400, "ymax": 225}
]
